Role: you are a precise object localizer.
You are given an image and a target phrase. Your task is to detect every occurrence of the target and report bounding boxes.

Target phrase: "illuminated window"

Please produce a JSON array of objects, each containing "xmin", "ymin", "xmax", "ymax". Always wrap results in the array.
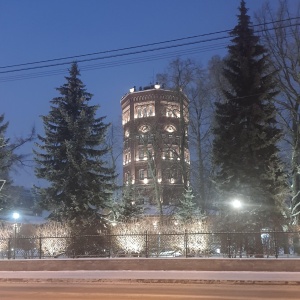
[
  {"xmin": 139, "ymin": 125, "xmax": 150, "ymax": 133},
  {"xmin": 149, "ymin": 105, "xmax": 153, "ymax": 116},
  {"xmin": 165, "ymin": 168, "xmax": 178, "ymax": 183},
  {"xmin": 124, "ymin": 150, "xmax": 131, "ymax": 164},
  {"xmin": 165, "ymin": 125, "xmax": 176, "ymax": 132},
  {"xmin": 139, "ymin": 169, "xmax": 145, "ymax": 180},
  {"xmin": 143, "ymin": 107, "xmax": 147, "ymax": 117},
  {"xmin": 139, "ymin": 149, "xmax": 144, "ymax": 159},
  {"xmin": 135, "ymin": 104, "xmax": 155, "ymax": 118},
  {"xmin": 137, "ymin": 107, "xmax": 141, "ymax": 118},
  {"xmin": 164, "ymin": 104, "xmax": 180, "ymax": 118},
  {"xmin": 124, "ymin": 172, "xmax": 130, "ymax": 182},
  {"xmin": 122, "ymin": 109, "xmax": 130, "ymax": 124}
]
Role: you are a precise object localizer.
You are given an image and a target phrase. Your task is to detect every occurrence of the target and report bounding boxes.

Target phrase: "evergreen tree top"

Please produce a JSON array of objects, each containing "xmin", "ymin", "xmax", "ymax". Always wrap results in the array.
[
  {"xmin": 229, "ymin": 2, "xmax": 263, "ymax": 55},
  {"xmin": 233, "ymin": 0, "xmax": 252, "ymax": 34},
  {"xmin": 222, "ymin": 0, "xmax": 276, "ymax": 104}
]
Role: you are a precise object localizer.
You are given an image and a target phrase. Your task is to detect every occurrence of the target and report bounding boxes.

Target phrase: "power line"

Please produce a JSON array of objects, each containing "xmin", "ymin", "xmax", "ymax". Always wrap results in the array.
[
  {"xmin": 1, "ymin": 16, "xmax": 299, "ymax": 72},
  {"xmin": 0, "ymin": 36, "xmax": 230, "ymax": 74},
  {"xmin": 0, "ymin": 42, "xmax": 227, "ymax": 82},
  {"xmin": 0, "ymin": 29, "xmax": 231, "ymax": 70},
  {"xmin": 0, "ymin": 18, "xmax": 299, "ymax": 82}
]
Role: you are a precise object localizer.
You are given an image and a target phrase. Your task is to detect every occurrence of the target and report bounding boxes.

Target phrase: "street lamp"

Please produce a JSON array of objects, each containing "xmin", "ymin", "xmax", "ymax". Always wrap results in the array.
[
  {"xmin": 12, "ymin": 212, "xmax": 20, "ymax": 221},
  {"xmin": 230, "ymin": 199, "xmax": 242, "ymax": 258},
  {"xmin": 12, "ymin": 212, "xmax": 20, "ymax": 259},
  {"xmin": 231, "ymin": 199, "xmax": 242, "ymax": 209}
]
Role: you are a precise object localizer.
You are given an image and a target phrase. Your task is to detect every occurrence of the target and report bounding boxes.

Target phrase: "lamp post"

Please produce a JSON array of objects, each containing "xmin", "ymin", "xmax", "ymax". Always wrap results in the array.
[
  {"xmin": 231, "ymin": 199, "xmax": 242, "ymax": 232},
  {"xmin": 231, "ymin": 199, "xmax": 242, "ymax": 258},
  {"xmin": 12, "ymin": 212, "xmax": 20, "ymax": 259}
]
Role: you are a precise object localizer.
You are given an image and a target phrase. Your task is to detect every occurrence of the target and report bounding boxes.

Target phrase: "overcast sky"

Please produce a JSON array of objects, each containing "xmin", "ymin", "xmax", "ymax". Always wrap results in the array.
[{"xmin": 1, "ymin": 0, "xmax": 297, "ymax": 188}]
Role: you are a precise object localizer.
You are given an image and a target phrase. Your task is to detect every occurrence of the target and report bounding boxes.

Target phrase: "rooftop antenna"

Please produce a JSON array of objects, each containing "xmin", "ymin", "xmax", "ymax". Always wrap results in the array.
[{"xmin": 152, "ymin": 68, "xmax": 155, "ymax": 85}]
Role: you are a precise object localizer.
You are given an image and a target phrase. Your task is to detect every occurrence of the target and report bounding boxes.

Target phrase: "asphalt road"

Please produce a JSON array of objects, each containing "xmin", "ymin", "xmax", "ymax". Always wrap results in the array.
[{"xmin": 1, "ymin": 282, "xmax": 300, "ymax": 300}]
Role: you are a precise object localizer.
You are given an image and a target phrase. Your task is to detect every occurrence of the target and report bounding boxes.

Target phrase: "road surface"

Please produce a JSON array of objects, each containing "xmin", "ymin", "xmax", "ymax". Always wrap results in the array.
[{"xmin": 1, "ymin": 282, "xmax": 300, "ymax": 299}]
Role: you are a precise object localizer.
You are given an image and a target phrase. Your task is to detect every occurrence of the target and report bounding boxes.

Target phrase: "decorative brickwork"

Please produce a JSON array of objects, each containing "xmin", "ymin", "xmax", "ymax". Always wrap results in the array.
[{"xmin": 121, "ymin": 86, "xmax": 190, "ymax": 207}]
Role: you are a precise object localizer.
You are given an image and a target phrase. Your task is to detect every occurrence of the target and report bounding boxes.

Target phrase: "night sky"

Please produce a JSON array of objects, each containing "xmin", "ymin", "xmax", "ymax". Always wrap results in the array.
[{"xmin": 1, "ymin": 0, "xmax": 296, "ymax": 187}]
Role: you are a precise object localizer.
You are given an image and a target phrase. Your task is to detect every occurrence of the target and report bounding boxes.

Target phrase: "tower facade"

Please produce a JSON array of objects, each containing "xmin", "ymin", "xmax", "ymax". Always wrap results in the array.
[{"xmin": 121, "ymin": 84, "xmax": 190, "ymax": 208}]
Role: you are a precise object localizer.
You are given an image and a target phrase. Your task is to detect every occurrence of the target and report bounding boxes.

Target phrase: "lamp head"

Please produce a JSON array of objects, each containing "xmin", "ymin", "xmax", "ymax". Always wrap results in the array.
[
  {"xmin": 231, "ymin": 199, "xmax": 242, "ymax": 209},
  {"xmin": 12, "ymin": 212, "xmax": 20, "ymax": 221}
]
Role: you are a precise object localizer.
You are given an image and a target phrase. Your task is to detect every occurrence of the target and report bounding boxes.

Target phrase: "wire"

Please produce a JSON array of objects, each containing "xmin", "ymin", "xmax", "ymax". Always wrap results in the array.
[
  {"xmin": 1, "ymin": 16, "xmax": 299, "ymax": 70},
  {"xmin": 0, "ymin": 18, "xmax": 299, "ymax": 82},
  {"xmin": 0, "ymin": 30, "xmax": 230, "ymax": 70},
  {"xmin": 0, "ymin": 36, "xmax": 230, "ymax": 74},
  {"xmin": 0, "ymin": 42, "xmax": 228, "ymax": 82}
]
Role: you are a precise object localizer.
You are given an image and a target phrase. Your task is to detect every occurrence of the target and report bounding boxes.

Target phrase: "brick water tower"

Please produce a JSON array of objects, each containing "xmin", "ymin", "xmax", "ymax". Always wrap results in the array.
[{"xmin": 121, "ymin": 84, "xmax": 190, "ymax": 209}]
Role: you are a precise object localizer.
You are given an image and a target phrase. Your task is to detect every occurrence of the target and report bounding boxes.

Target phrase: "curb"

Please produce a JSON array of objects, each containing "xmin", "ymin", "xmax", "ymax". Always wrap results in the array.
[
  {"xmin": 2, "ymin": 258, "xmax": 300, "ymax": 272},
  {"xmin": 0, "ymin": 278, "xmax": 299, "ymax": 285}
]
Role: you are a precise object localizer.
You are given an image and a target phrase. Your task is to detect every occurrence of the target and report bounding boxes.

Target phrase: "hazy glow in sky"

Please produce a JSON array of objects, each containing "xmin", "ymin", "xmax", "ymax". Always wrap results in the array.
[{"xmin": 0, "ymin": 0, "xmax": 296, "ymax": 187}]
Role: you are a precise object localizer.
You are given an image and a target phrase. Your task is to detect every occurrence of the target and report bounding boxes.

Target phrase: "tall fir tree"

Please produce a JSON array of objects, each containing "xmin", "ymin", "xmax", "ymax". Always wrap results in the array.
[
  {"xmin": 212, "ymin": 1, "xmax": 287, "ymax": 232},
  {"xmin": 34, "ymin": 63, "xmax": 116, "ymax": 231}
]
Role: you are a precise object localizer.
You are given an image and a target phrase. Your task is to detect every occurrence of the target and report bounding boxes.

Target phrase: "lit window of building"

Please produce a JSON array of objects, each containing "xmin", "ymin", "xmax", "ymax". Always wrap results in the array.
[
  {"xmin": 139, "ymin": 169, "xmax": 145, "ymax": 180},
  {"xmin": 149, "ymin": 105, "xmax": 153, "ymax": 116},
  {"xmin": 165, "ymin": 125, "xmax": 176, "ymax": 133},
  {"xmin": 122, "ymin": 109, "xmax": 130, "ymax": 124},
  {"xmin": 139, "ymin": 149, "xmax": 144, "ymax": 160},
  {"xmin": 124, "ymin": 172, "xmax": 130, "ymax": 183},
  {"xmin": 135, "ymin": 103, "xmax": 155, "ymax": 119}
]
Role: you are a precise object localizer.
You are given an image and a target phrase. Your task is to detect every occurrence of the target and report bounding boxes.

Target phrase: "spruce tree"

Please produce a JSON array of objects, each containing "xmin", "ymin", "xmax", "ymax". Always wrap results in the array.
[
  {"xmin": 212, "ymin": 1, "xmax": 287, "ymax": 232},
  {"xmin": 176, "ymin": 185, "xmax": 199, "ymax": 222},
  {"xmin": 118, "ymin": 179, "xmax": 144, "ymax": 221},
  {"xmin": 34, "ymin": 63, "xmax": 116, "ymax": 231}
]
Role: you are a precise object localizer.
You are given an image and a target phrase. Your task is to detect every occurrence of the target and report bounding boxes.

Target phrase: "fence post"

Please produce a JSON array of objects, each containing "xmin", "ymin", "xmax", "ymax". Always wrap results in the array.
[
  {"xmin": 145, "ymin": 231, "xmax": 148, "ymax": 258},
  {"xmin": 184, "ymin": 230, "xmax": 188, "ymax": 258},
  {"xmin": 72, "ymin": 236, "xmax": 75, "ymax": 258},
  {"xmin": 273, "ymin": 231, "xmax": 278, "ymax": 259},
  {"xmin": 13, "ymin": 235, "xmax": 16, "ymax": 259},
  {"xmin": 239, "ymin": 232, "xmax": 242, "ymax": 258},
  {"xmin": 7, "ymin": 238, "xmax": 11, "ymax": 259},
  {"xmin": 227, "ymin": 232, "xmax": 231, "ymax": 258},
  {"xmin": 39, "ymin": 236, "xmax": 42, "ymax": 259},
  {"xmin": 108, "ymin": 234, "xmax": 111, "ymax": 258}
]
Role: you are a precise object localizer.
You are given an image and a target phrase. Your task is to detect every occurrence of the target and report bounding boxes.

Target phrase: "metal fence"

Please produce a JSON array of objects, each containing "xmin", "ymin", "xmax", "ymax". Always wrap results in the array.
[{"xmin": 0, "ymin": 231, "xmax": 299, "ymax": 259}]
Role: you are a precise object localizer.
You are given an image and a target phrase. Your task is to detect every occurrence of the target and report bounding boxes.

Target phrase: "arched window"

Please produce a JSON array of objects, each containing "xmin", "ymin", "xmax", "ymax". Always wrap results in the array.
[{"xmin": 139, "ymin": 169, "xmax": 145, "ymax": 180}]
